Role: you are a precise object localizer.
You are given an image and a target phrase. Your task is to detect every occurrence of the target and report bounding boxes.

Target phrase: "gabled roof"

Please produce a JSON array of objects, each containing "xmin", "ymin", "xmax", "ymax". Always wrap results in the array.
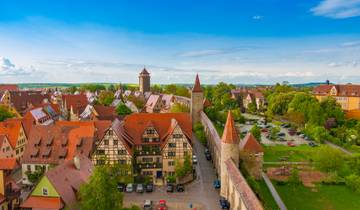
[
  {"xmin": 123, "ymin": 113, "xmax": 192, "ymax": 146},
  {"xmin": 313, "ymin": 84, "xmax": 360, "ymax": 97},
  {"xmin": 192, "ymin": 74, "xmax": 202, "ymax": 93},
  {"xmin": 221, "ymin": 111, "xmax": 240, "ymax": 144},
  {"xmin": 22, "ymin": 121, "xmax": 97, "ymax": 164},
  {"xmin": 239, "ymin": 133, "xmax": 263, "ymax": 153},
  {"xmin": 0, "ymin": 118, "xmax": 23, "ymax": 149},
  {"xmin": 46, "ymin": 155, "xmax": 93, "ymax": 209},
  {"xmin": 111, "ymin": 119, "xmax": 133, "ymax": 155},
  {"xmin": 62, "ymin": 94, "xmax": 88, "ymax": 114},
  {"xmin": 203, "ymin": 98, "xmax": 212, "ymax": 108},
  {"xmin": 0, "ymin": 158, "xmax": 18, "ymax": 170},
  {"xmin": 9, "ymin": 91, "xmax": 51, "ymax": 114},
  {"xmin": 145, "ymin": 94, "xmax": 161, "ymax": 112}
]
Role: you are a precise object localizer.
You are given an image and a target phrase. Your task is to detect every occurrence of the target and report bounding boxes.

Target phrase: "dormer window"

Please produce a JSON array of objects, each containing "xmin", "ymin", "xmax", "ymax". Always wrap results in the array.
[{"xmin": 42, "ymin": 188, "xmax": 48, "ymax": 196}]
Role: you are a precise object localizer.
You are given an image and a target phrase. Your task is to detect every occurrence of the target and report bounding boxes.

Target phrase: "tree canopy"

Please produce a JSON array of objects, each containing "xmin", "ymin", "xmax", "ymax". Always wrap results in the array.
[
  {"xmin": 98, "ymin": 91, "xmax": 115, "ymax": 106},
  {"xmin": 116, "ymin": 104, "xmax": 132, "ymax": 116},
  {"xmin": 0, "ymin": 105, "xmax": 14, "ymax": 122}
]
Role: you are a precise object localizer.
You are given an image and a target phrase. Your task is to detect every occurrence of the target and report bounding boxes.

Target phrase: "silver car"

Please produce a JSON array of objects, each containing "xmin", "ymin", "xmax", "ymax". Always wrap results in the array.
[{"xmin": 143, "ymin": 200, "xmax": 153, "ymax": 210}]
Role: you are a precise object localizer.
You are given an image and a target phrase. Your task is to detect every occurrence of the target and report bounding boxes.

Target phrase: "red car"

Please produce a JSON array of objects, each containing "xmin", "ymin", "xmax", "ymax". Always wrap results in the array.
[
  {"xmin": 158, "ymin": 200, "xmax": 167, "ymax": 210},
  {"xmin": 287, "ymin": 142, "xmax": 295, "ymax": 147}
]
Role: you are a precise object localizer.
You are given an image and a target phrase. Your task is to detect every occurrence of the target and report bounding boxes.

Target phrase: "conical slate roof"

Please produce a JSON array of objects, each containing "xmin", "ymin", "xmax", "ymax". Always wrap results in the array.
[
  {"xmin": 240, "ymin": 133, "xmax": 263, "ymax": 153},
  {"xmin": 192, "ymin": 74, "xmax": 202, "ymax": 92},
  {"xmin": 140, "ymin": 68, "xmax": 150, "ymax": 75},
  {"xmin": 221, "ymin": 111, "xmax": 240, "ymax": 144}
]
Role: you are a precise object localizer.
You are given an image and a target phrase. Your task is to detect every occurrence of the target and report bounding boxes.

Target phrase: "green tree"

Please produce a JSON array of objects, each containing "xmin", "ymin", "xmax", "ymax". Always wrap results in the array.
[
  {"xmin": 270, "ymin": 126, "xmax": 280, "ymax": 140},
  {"xmin": 151, "ymin": 84, "xmax": 163, "ymax": 93},
  {"xmin": 313, "ymin": 146, "xmax": 346, "ymax": 173},
  {"xmin": 80, "ymin": 84, "xmax": 106, "ymax": 92},
  {"xmin": 0, "ymin": 105, "xmax": 14, "ymax": 122},
  {"xmin": 288, "ymin": 168, "xmax": 301, "ymax": 185},
  {"xmin": 175, "ymin": 155, "xmax": 192, "ymax": 178},
  {"xmin": 250, "ymin": 124, "xmax": 261, "ymax": 141},
  {"xmin": 170, "ymin": 103, "xmax": 190, "ymax": 113},
  {"xmin": 98, "ymin": 91, "xmax": 115, "ymax": 106},
  {"xmin": 247, "ymin": 102, "xmax": 257, "ymax": 113},
  {"xmin": 116, "ymin": 104, "xmax": 132, "ymax": 116},
  {"xmin": 266, "ymin": 92, "xmax": 294, "ymax": 116},
  {"xmin": 127, "ymin": 95, "xmax": 145, "ymax": 109},
  {"xmin": 79, "ymin": 166, "xmax": 123, "ymax": 210},
  {"xmin": 320, "ymin": 97, "xmax": 345, "ymax": 123},
  {"xmin": 107, "ymin": 84, "xmax": 115, "ymax": 92},
  {"xmin": 345, "ymin": 174, "xmax": 360, "ymax": 193}
]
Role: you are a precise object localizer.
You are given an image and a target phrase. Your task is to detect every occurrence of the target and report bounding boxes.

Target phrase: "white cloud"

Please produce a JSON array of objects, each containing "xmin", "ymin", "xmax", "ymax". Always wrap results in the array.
[
  {"xmin": 0, "ymin": 57, "xmax": 35, "ymax": 76},
  {"xmin": 311, "ymin": 0, "xmax": 360, "ymax": 19},
  {"xmin": 252, "ymin": 15, "xmax": 264, "ymax": 20},
  {"xmin": 341, "ymin": 40, "xmax": 360, "ymax": 47}
]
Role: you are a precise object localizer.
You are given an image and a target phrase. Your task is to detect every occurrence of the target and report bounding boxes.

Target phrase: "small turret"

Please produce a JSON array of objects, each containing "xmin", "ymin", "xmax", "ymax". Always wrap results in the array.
[{"xmin": 191, "ymin": 74, "xmax": 204, "ymax": 127}]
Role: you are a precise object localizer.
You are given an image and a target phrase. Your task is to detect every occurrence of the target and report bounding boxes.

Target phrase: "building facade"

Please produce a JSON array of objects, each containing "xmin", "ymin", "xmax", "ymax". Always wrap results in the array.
[
  {"xmin": 191, "ymin": 74, "xmax": 203, "ymax": 127},
  {"xmin": 139, "ymin": 68, "xmax": 151, "ymax": 93}
]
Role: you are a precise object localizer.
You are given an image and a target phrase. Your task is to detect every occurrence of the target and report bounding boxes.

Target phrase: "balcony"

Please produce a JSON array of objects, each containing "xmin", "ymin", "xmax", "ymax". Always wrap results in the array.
[{"xmin": 137, "ymin": 162, "xmax": 162, "ymax": 169}]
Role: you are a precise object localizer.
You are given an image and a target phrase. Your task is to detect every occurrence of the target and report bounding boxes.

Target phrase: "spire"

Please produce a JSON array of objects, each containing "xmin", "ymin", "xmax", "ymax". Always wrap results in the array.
[
  {"xmin": 221, "ymin": 111, "xmax": 240, "ymax": 144},
  {"xmin": 192, "ymin": 74, "xmax": 202, "ymax": 92},
  {"xmin": 140, "ymin": 67, "xmax": 150, "ymax": 75}
]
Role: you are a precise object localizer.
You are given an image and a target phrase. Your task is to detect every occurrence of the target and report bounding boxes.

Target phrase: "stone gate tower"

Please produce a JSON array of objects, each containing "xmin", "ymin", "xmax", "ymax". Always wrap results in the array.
[
  {"xmin": 191, "ymin": 74, "xmax": 204, "ymax": 127},
  {"xmin": 139, "ymin": 68, "xmax": 150, "ymax": 93},
  {"xmin": 220, "ymin": 111, "xmax": 240, "ymax": 197}
]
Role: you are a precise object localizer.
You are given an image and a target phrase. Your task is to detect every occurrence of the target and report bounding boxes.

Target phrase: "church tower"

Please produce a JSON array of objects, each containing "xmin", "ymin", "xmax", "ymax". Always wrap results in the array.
[
  {"xmin": 191, "ymin": 74, "xmax": 204, "ymax": 127},
  {"xmin": 220, "ymin": 111, "xmax": 240, "ymax": 197},
  {"xmin": 139, "ymin": 68, "xmax": 150, "ymax": 93}
]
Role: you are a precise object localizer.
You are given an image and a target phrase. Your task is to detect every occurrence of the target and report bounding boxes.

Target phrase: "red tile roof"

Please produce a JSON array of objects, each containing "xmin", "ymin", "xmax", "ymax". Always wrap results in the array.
[
  {"xmin": 239, "ymin": 133, "xmax": 263, "ymax": 153},
  {"xmin": 0, "ymin": 84, "xmax": 18, "ymax": 92},
  {"xmin": 22, "ymin": 121, "xmax": 96, "ymax": 164},
  {"xmin": 221, "ymin": 111, "xmax": 240, "ymax": 144},
  {"xmin": 0, "ymin": 118, "xmax": 23, "ymax": 149},
  {"xmin": 21, "ymin": 196, "xmax": 63, "ymax": 210},
  {"xmin": 192, "ymin": 74, "xmax": 202, "ymax": 92},
  {"xmin": 93, "ymin": 105, "xmax": 116, "ymax": 120},
  {"xmin": 122, "ymin": 113, "xmax": 192, "ymax": 146},
  {"xmin": 225, "ymin": 159, "xmax": 264, "ymax": 210},
  {"xmin": 62, "ymin": 94, "xmax": 88, "ymax": 114},
  {"xmin": 9, "ymin": 91, "xmax": 51, "ymax": 114},
  {"xmin": 0, "ymin": 158, "xmax": 18, "ymax": 170},
  {"xmin": 46, "ymin": 155, "xmax": 93, "ymax": 209},
  {"xmin": 313, "ymin": 84, "xmax": 360, "ymax": 97}
]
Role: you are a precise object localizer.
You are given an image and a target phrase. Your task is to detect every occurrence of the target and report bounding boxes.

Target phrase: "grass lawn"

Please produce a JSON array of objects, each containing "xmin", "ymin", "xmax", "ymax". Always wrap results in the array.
[
  {"xmin": 273, "ymin": 183, "xmax": 360, "ymax": 210},
  {"xmin": 263, "ymin": 144, "xmax": 324, "ymax": 162},
  {"xmin": 257, "ymin": 180, "xmax": 280, "ymax": 210}
]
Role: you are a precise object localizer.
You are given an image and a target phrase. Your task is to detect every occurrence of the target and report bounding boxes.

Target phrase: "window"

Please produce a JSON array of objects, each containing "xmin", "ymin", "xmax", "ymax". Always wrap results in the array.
[
  {"xmin": 143, "ymin": 171, "xmax": 153, "ymax": 176},
  {"xmin": 113, "ymin": 140, "xmax": 118, "ymax": 145},
  {"xmin": 42, "ymin": 188, "xmax": 48, "ymax": 196},
  {"xmin": 16, "ymin": 149, "xmax": 19, "ymax": 155},
  {"xmin": 96, "ymin": 159, "xmax": 105, "ymax": 165},
  {"xmin": 184, "ymin": 151, "xmax": 188, "ymax": 156},
  {"xmin": 27, "ymin": 165, "xmax": 31, "ymax": 171},
  {"xmin": 97, "ymin": 150, "xmax": 105, "ymax": 155},
  {"xmin": 183, "ymin": 143, "xmax": 187, "ymax": 148},
  {"xmin": 118, "ymin": 149, "xmax": 127, "ymax": 155},
  {"xmin": 168, "ymin": 152, "xmax": 176, "ymax": 157},
  {"xmin": 173, "ymin": 134, "xmax": 183, "ymax": 138},
  {"xmin": 142, "ymin": 157, "xmax": 153, "ymax": 162},
  {"xmin": 169, "ymin": 143, "xmax": 176, "ymax": 148},
  {"xmin": 104, "ymin": 140, "xmax": 109, "ymax": 145},
  {"xmin": 168, "ymin": 161, "xmax": 175, "ymax": 166},
  {"xmin": 119, "ymin": 159, "xmax": 126, "ymax": 165},
  {"xmin": 143, "ymin": 138, "xmax": 149, "ymax": 142},
  {"xmin": 168, "ymin": 171, "xmax": 175, "ymax": 176},
  {"xmin": 109, "ymin": 130, "xmax": 113, "ymax": 135}
]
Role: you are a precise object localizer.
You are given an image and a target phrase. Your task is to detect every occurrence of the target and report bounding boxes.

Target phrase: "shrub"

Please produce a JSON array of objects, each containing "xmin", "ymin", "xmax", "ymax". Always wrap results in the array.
[{"xmin": 345, "ymin": 174, "xmax": 360, "ymax": 193}]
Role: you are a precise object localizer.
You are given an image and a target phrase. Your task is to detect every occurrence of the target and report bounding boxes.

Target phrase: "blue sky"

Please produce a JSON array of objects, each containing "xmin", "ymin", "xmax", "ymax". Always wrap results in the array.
[{"xmin": 0, "ymin": 0, "xmax": 360, "ymax": 84}]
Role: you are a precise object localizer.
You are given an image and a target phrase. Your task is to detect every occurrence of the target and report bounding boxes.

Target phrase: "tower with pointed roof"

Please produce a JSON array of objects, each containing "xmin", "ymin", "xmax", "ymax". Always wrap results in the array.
[
  {"xmin": 191, "ymin": 74, "xmax": 204, "ymax": 127},
  {"xmin": 220, "ymin": 111, "xmax": 240, "ymax": 197},
  {"xmin": 139, "ymin": 68, "xmax": 150, "ymax": 93}
]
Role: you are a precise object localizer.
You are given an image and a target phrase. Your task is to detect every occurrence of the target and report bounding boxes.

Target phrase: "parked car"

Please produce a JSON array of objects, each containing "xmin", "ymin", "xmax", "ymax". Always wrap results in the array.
[
  {"xmin": 143, "ymin": 200, "xmax": 153, "ymax": 210},
  {"xmin": 136, "ymin": 184, "xmax": 144, "ymax": 193},
  {"xmin": 166, "ymin": 184, "xmax": 174, "ymax": 192},
  {"xmin": 287, "ymin": 142, "xmax": 295, "ymax": 147},
  {"xmin": 176, "ymin": 184, "xmax": 184, "ymax": 192},
  {"xmin": 213, "ymin": 179, "xmax": 221, "ymax": 189},
  {"xmin": 205, "ymin": 153, "xmax": 212, "ymax": 161},
  {"xmin": 299, "ymin": 133, "xmax": 305, "ymax": 138},
  {"xmin": 192, "ymin": 155, "xmax": 198, "ymax": 164},
  {"xmin": 308, "ymin": 142, "xmax": 318, "ymax": 147},
  {"xmin": 288, "ymin": 129, "xmax": 296, "ymax": 136},
  {"xmin": 204, "ymin": 148, "xmax": 210, "ymax": 155},
  {"xmin": 126, "ymin": 183, "xmax": 133, "ymax": 193},
  {"xmin": 265, "ymin": 124, "xmax": 272, "ymax": 129},
  {"xmin": 261, "ymin": 128, "xmax": 268, "ymax": 133},
  {"xmin": 304, "ymin": 136, "xmax": 311, "ymax": 141},
  {"xmin": 117, "ymin": 183, "xmax": 125, "ymax": 192},
  {"xmin": 158, "ymin": 200, "xmax": 167, "ymax": 210},
  {"xmin": 219, "ymin": 197, "xmax": 230, "ymax": 209},
  {"xmin": 279, "ymin": 137, "xmax": 286, "ymax": 142},
  {"xmin": 146, "ymin": 183, "xmax": 154, "ymax": 192},
  {"xmin": 278, "ymin": 132, "xmax": 286, "ymax": 137}
]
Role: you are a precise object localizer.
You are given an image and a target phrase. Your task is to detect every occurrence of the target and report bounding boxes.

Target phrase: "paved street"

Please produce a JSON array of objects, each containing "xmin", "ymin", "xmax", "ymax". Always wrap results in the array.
[{"xmin": 124, "ymin": 135, "xmax": 221, "ymax": 210}]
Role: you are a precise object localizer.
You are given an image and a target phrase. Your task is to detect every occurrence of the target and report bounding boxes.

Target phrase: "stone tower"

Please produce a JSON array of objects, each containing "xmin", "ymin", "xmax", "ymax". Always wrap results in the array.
[
  {"xmin": 139, "ymin": 68, "xmax": 150, "ymax": 93},
  {"xmin": 220, "ymin": 111, "xmax": 240, "ymax": 197},
  {"xmin": 191, "ymin": 74, "xmax": 204, "ymax": 127}
]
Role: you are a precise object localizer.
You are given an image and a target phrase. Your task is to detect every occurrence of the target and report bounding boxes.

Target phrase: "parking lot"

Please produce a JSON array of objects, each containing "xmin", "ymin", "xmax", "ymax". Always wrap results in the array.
[
  {"xmin": 124, "ymin": 135, "xmax": 221, "ymax": 210},
  {"xmin": 238, "ymin": 114, "xmax": 309, "ymax": 146}
]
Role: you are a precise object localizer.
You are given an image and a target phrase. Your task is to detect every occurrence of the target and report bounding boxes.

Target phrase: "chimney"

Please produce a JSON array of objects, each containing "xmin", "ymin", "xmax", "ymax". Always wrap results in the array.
[
  {"xmin": 326, "ymin": 80, "xmax": 330, "ymax": 85},
  {"xmin": 74, "ymin": 156, "xmax": 81, "ymax": 170}
]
